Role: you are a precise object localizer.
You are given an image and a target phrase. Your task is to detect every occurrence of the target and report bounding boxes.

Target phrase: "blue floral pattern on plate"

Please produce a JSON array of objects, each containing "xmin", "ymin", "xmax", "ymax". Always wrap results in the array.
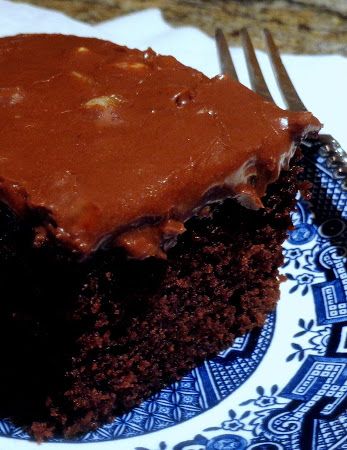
[{"xmin": 0, "ymin": 141, "xmax": 346, "ymax": 450}]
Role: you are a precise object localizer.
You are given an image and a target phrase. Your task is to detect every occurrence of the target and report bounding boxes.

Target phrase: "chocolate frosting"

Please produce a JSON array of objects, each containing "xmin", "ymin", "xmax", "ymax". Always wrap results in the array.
[{"xmin": 0, "ymin": 34, "xmax": 321, "ymax": 258}]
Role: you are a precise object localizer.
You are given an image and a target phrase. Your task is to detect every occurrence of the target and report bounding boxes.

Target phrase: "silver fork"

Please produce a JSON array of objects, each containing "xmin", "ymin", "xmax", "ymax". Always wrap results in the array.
[{"xmin": 215, "ymin": 28, "xmax": 347, "ymax": 190}]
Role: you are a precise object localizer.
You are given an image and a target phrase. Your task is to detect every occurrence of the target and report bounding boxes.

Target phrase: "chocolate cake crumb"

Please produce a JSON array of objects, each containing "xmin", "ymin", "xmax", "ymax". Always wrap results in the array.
[{"xmin": 0, "ymin": 153, "xmax": 304, "ymax": 439}]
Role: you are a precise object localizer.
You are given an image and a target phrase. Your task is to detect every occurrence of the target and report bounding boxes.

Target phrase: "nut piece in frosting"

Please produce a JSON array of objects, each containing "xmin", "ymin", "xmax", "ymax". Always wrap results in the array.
[
  {"xmin": 84, "ymin": 95, "xmax": 125, "ymax": 126},
  {"xmin": 114, "ymin": 61, "xmax": 148, "ymax": 70},
  {"xmin": 0, "ymin": 87, "xmax": 25, "ymax": 106},
  {"xmin": 84, "ymin": 95, "xmax": 124, "ymax": 109},
  {"xmin": 76, "ymin": 46, "xmax": 89, "ymax": 53},
  {"xmin": 116, "ymin": 220, "xmax": 186, "ymax": 259},
  {"xmin": 70, "ymin": 71, "xmax": 93, "ymax": 84}
]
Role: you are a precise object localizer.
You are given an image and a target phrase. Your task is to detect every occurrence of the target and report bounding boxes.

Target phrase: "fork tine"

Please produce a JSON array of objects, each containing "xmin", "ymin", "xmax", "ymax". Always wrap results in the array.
[
  {"xmin": 215, "ymin": 28, "xmax": 239, "ymax": 81},
  {"xmin": 264, "ymin": 29, "xmax": 306, "ymax": 111},
  {"xmin": 240, "ymin": 28, "xmax": 273, "ymax": 103}
]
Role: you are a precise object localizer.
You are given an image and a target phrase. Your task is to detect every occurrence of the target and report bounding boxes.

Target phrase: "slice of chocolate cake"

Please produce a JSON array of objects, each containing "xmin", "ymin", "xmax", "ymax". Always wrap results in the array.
[{"xmin": 0, "ymin": 34, "xmax": 321, "ymax": 441}]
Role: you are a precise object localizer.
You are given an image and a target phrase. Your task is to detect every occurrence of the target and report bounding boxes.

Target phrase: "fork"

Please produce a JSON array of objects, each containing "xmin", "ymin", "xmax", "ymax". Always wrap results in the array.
[{"xmin": 215, "ymin": 28, "xmax": 347, "ymax": 191}]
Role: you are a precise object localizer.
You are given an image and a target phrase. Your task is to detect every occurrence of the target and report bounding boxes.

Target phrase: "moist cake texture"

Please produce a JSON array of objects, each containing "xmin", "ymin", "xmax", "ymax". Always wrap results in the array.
[{"xmin": 0, "ymin": 34, "xmax": 320, "ymax": 440}]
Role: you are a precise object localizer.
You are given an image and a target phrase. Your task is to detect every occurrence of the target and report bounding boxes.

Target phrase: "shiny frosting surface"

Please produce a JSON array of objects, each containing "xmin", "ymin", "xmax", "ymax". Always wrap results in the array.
[{"xmin": 0, "ymin": 34, "xmax": 321, "ymax": 258}]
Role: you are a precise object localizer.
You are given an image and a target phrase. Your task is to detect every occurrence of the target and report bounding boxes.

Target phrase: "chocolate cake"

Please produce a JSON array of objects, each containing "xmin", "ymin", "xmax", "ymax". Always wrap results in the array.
[{"xmin": 0, "ymin": 34, "xmax": 321, "ymax": 441}]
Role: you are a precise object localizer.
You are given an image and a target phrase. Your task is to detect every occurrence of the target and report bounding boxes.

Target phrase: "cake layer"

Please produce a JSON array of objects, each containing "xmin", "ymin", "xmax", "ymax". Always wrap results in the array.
[
  {"xmin": 0, "ymin": 34, "xmax": 320, "ymax": 258},
  {"xmin": 0, "ymin": 152, "xmax": 304, "ymax": 440}
]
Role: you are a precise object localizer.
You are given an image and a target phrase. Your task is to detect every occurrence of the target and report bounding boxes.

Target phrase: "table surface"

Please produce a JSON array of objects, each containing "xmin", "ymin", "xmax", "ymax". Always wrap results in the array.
[{"xmin": 9, "ymin": 0, "xmax": 347, "ymax": 55}]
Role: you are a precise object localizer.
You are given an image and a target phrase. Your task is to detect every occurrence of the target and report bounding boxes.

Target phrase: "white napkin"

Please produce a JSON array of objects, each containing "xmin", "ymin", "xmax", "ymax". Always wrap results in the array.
[{"xmin": 0, "ymin": 0, "xmax": 346, "ymax": 147}]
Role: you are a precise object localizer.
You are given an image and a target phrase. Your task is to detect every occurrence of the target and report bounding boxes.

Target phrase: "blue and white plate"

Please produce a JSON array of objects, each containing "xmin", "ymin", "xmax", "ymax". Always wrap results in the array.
[{"xmin": 0, "ymin": 3, "xmax": 346, "ymax": 450}]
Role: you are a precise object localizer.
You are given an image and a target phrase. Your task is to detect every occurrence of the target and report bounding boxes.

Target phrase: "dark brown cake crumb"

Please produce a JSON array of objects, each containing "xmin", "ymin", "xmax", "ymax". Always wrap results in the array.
[
  {"xmin": 0, "ymin": 153, "xmax": 303, "ymax": 440},
  {"xmin": 31, "ymin": 422, "xmax": 54, "ymax": 443}
]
